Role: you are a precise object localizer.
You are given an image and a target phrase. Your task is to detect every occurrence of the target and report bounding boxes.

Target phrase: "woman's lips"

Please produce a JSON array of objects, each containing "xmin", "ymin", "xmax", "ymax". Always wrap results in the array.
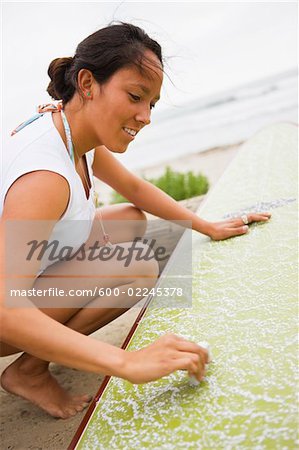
[{"xmin": 123, "ymin": 127, "xmax": 137, "ymax": 139}]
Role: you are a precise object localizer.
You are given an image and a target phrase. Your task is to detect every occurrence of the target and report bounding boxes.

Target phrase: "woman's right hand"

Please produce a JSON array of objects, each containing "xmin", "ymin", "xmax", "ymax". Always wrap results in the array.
[{"xmin": 121, "ymin": 334, "xmax": 209, "ymax": 384}]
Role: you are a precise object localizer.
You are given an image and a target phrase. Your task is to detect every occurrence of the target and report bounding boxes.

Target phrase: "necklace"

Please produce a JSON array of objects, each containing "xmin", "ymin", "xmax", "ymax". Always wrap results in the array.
[
  {"xmin": 11, "ymin": 102, "xmax": 113, "ymax": 247},
  {"xmin": 60, "ymin": 109, "xmax": 113, "ymax": 248}
]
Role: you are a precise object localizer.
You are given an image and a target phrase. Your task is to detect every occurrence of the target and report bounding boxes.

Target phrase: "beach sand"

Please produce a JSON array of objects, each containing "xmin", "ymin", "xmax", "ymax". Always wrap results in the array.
[{"xmin": 0, "ymin": 142, "xmax": 241, "ymax": 450}]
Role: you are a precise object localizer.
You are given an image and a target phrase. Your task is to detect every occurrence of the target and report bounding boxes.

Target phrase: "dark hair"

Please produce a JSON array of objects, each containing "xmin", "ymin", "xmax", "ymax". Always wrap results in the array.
[{"xmin": 47, "ymin": 22, "xmax": 163, "ymax": 103}]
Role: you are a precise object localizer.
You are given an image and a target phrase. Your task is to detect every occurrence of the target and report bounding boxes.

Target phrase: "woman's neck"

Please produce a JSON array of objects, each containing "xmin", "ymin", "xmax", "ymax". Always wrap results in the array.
[{"xmin": 52, "ymin": 97, "xmax": 101, "ymax": 157}]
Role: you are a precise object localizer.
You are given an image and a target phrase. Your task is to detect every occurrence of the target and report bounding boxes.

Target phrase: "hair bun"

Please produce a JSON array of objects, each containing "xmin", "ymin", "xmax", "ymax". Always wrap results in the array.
[
  {"xmin": 46, "ymin": 57, "xmax": 74, "ymax": 101},
  {"xmin": 45, "ymin": 23, "xmax": 163, "ymax": 105}
]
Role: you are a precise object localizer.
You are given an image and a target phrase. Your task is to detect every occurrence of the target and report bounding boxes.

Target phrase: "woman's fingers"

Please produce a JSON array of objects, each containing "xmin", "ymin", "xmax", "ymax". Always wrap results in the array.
[
  {"xmin": 172, "ymin": 353, "xmax": 205, "ymax": 381},
  {"xmin": 176, "ymin": 339, "xmax": 209, "ymax": 365},
  {"xmin": 173, "ymin": 338, "xmax": 209, "ymax": 380},
  {"xmin": 174, "ymin": 358, "xmax": 203, "ymax": 380},
  {"xmin": 228, "ymin": 212, "xmax": 271, "ymax": 226},
  {"xmin": 225, "ymin": 225, "xmax": 249, "ymax": 238},
  {"xmin": 126, "ymin": 334, "xmax": 210, "ymax": 383},
  {"xmin": 210, "ymin": 212, "xmax": 271, "ymax": 240},
  {"xmin": 247, "ymin": 213, "xmax": 271, "ymax": 223}
]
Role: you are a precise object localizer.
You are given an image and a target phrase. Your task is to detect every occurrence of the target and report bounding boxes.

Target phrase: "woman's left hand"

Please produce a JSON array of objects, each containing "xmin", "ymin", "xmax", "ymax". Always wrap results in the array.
[{"xmin": 207, "ymin": 212, "xmax": 272, "ymax": 241}]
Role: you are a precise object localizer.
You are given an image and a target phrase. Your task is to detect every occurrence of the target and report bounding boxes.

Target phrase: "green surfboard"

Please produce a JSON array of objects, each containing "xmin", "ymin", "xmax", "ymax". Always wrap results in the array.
[{"xmin": 70, "ymin": 123, "xmax": 298, "ymax": 450}]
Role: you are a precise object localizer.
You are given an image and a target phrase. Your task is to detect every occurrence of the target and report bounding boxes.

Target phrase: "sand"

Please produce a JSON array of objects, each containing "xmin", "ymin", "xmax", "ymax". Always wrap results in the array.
[{"xmin": 0, "ymin": 142, "xmax": 241, "ymax": 450}]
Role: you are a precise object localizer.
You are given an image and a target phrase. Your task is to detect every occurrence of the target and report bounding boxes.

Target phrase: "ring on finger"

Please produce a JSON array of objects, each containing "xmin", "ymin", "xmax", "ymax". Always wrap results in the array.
[{"xmin": 241, "ymin": 214, "xmax": 249, "ymax": 225}]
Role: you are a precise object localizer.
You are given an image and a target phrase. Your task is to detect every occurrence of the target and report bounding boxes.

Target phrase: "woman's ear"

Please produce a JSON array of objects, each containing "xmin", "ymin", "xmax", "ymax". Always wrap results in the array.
[{"xmin": 77, "ymin": 69, "xmax": 94, "ymax": 99}]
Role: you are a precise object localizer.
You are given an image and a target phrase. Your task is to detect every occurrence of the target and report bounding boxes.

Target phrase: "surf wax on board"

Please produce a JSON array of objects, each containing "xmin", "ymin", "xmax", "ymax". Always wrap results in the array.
[{"xmin": 189, "ymin": 341, "xmax": 212, "ymax": 387}]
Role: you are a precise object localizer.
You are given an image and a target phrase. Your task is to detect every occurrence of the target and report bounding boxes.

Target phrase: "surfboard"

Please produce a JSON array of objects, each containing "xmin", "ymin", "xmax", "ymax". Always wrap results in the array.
[{"xmin": 69, "ymin": 123, "xmax": 298, "ymax": 450}]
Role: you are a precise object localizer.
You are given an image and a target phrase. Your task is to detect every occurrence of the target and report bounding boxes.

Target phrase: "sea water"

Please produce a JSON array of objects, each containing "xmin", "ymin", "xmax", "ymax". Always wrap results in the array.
[{"xmin": 116, "ymin": 68, "xmax": 297, "ymax": 171}]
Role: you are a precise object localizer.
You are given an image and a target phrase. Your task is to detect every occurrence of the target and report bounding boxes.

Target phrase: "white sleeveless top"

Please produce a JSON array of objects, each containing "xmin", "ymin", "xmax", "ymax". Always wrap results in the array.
[{"xmin": 1, "ymin": 113, "xmax": 96, "ymax": 271}]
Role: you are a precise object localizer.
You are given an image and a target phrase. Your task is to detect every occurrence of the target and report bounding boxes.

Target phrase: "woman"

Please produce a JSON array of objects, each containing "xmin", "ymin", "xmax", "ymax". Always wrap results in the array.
[{"xmin": 0, "ymin": 23, "xmax": 271, "ymax": 419}]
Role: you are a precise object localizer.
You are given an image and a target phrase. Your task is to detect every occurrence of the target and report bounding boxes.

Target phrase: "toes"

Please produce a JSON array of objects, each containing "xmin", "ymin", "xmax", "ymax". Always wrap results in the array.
[
  {"xmin": 74, "ymin": 403, "xmax": 89, "ymax": 412},
  {"xmin": 60, "ymin": 407, "xmax": 78, "ymax": 419},
  {"xmin": 41, "ymin": 393, "xmax": 92, "ymax": 419},
  {"xmin": 50, "ymin": 407, "xmax": 71, "ymax": 420},
  {"xmin": 75, "ymin": 405, "xmax": 84, "ymax": 412},
  {"xmin": 74, "ymin": 394, "xmax": 92, "ymax": 403},
  {"xmin": 70, "ymin": 394, "xmax": 92, "ymax": 413}
]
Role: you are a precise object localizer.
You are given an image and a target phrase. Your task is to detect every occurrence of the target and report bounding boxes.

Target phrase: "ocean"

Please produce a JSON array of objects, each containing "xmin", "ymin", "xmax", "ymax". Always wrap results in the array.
[{"xmin": 116, "ymin": 68, "xmax": 298, "ymax": 171}]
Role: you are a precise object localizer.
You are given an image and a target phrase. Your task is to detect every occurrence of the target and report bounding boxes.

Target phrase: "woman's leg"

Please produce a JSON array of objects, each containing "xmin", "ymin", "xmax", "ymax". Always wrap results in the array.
[
  {"xmin": 85, "ymin": 203, "xmax": 148, "ymax": 247},
  {"xmin": 0, "ymin": 203, "xmax": 148, "ymax": 355},
  {"xmin": 1, "ymin": 205, "xmax": 157, "ymax": 418}
]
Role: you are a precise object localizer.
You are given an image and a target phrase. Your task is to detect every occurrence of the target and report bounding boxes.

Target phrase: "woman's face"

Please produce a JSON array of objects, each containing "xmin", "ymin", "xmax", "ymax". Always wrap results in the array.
[{"xmin": 88, "ymin": 51, "xmax": 163, "ymax": 153}]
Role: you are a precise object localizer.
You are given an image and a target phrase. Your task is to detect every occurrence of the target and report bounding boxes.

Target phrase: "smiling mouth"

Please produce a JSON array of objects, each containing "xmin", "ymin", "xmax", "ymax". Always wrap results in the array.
[{"xmin": 123, "ymin": 127, "xmax": 137, "ymax": 138}]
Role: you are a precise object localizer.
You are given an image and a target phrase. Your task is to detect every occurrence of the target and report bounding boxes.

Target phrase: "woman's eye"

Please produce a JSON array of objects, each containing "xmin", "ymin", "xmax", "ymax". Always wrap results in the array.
[
  {"xmin": 129, "ymin": 93, "xmax": 156, "ymax": 110},
  {"xmin": 129, "ymin": 93, "xmax": 140, "ymax": 102}
]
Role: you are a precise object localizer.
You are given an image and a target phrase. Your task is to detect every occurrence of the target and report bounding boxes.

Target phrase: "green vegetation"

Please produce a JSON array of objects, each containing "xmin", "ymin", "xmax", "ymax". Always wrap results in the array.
[{"xmin": 110, "ymin": 166, "xmax": 209, "ymax": 204}]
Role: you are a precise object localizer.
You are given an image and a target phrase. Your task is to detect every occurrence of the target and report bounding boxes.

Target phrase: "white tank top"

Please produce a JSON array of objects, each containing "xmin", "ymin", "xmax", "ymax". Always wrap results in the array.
[{"xmin": 1, "ymin": 113, "xmax": 96, "ymax": 271}]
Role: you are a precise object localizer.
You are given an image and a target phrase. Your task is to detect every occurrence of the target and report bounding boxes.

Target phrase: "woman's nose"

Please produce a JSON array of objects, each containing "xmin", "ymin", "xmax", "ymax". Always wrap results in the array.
[{"xmin": 135, "ymin": 107, "xmax": 151, "ymax": 126}]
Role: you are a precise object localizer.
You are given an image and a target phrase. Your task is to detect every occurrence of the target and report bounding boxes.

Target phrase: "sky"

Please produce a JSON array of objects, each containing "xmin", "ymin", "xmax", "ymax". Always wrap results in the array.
[{"xmin": 1, "ymin": 1, "xmax": 298, "ymax": 136}]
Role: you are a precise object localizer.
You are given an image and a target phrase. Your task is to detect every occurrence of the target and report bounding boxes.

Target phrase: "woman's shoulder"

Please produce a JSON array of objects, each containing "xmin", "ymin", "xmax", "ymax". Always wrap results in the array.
[
  {"xmin": 7, "ymin": 113, "xmax": 55, "ymax": 147},
  {"xmin": 1, "ymin": 114, "xmax": 72, "ymax": 218},
  {"xmin": 2, "ymin": 170, "xmax": 70, "ymax": 221},
  {"xmin": 4, "ymin": 114, "xmax": 65, "ymax": 169},
  {"xmin": 4, "ymin": 114, "xmax": 71, "ymax": 177}
]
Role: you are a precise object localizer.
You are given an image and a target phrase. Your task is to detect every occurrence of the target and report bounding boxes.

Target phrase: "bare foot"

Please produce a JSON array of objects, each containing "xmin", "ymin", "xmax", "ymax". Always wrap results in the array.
[{"xmin": 0, "ymin": 353, "xmax": 92, "ymax": 419}]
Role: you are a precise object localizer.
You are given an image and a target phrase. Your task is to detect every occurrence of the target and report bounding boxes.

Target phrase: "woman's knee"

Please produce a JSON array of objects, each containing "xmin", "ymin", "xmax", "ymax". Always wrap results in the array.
[
  {"xmin": 94, "ymin": 204, "xmax": 147, "ymax": 244},
  {"xmin": 131, "ymin": 243, "xmax": 159, "ymax": 289},
  {"xmin": 124, "ymin": 203, "xmax": 147, "ymax": 221},
  {"xmin": 122, "ymin": 204, "xmax": 147, "ymax": 237}
]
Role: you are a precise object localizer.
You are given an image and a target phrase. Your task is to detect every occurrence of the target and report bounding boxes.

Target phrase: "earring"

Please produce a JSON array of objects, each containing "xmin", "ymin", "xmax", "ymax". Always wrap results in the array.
[{"xmin": 86, "ymin": 92, "xmax": 91, "ymax": 97}]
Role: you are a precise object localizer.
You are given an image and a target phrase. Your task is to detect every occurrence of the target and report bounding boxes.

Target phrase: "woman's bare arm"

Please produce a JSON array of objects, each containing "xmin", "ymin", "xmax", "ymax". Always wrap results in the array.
[
  {"xmin": 92, "ymin": 146, "xmax": 271, "ymax": 240},
  {"xmin": 0, "ymin": 171, "xmax": 126, "ymax": 375},
  {"xmin": 0, "ymin": 170, "xmax": 208, "ymax": 382}
]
